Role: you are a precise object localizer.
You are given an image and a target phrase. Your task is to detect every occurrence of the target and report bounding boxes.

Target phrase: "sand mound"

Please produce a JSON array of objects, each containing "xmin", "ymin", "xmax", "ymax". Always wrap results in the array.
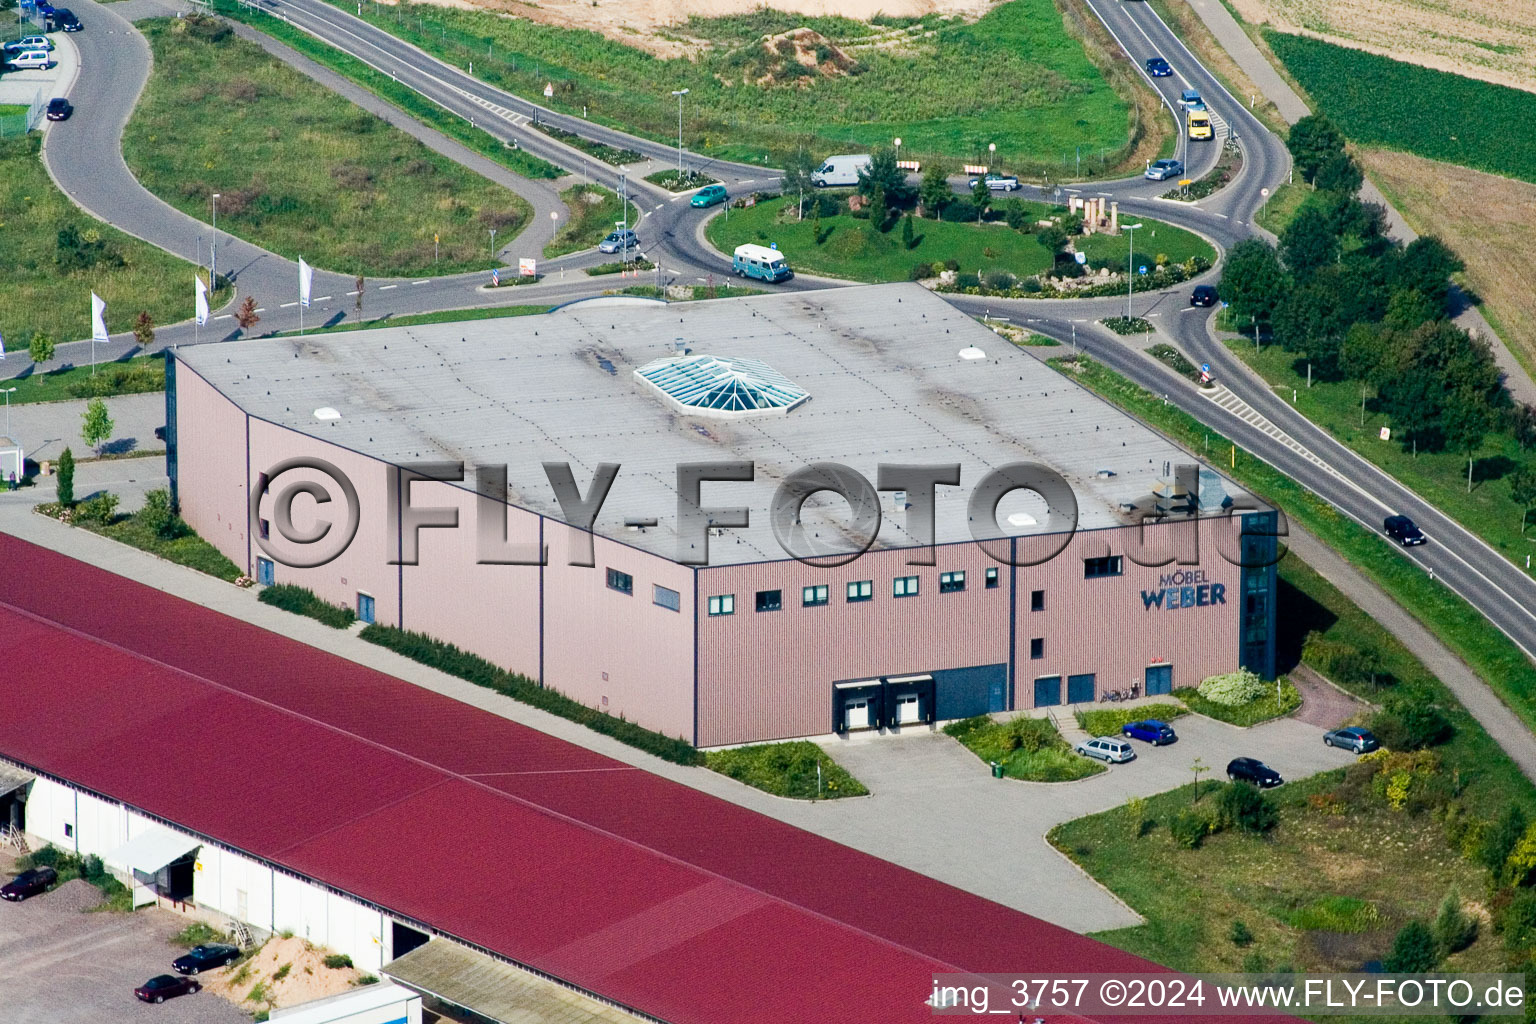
[
  {"xmin": 204, "ymin": 936, "xmax": 373, "ymax": 1013},
  {"xmin": 752, "ymin": 28, "xmax": 862, "ymax": 85}
]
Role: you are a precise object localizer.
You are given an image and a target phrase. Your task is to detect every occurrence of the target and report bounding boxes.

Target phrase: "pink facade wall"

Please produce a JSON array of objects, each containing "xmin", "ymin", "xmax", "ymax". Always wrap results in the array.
[
  {"xmin": 172, "ymin": 365, "xmax": 248, "ymax": 571},
  {"xmin": 400, "ymin": 481, "xmax": 543, "ymax": 682},
  {"xmin": 541, "ymin": 527, "xmax": 697, "ymax": 743},
  {"xmin": 695, "ymin": 520, "xmax": 1243, "ymax": 747}
]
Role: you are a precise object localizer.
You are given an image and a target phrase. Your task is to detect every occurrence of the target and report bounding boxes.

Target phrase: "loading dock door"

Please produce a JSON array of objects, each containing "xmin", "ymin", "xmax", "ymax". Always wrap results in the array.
[
  {"xmin": 1033, "ymin": 676, "xmax": 1062, "ymax": 708},
  {"xmin": 883, "ymin": 674, "xmax": 935, "ymax": 727},
  {"xmin": 833, "ymin": 679, "xmax": 885, "ymax": 733},
  {"xmin": 847, "ymin": 700, "xmax": 871, "ymax": 730},
  {"xmin": 895, "ymin": 695, "xmax": 920, "ymax": 724},
  {"xmin": 1145, "ymin": 664, "xmax": 1173, "ymax": 695},
  {"xmin": 1067, "ymin": 673, "xmax": 1096, "ymax": 704}
]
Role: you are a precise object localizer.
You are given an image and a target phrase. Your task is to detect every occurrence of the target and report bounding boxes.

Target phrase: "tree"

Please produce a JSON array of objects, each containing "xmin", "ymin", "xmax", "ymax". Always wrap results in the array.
[
  {"xmin": 1036, "ymin": 224, "xmax": 1069, "ymax": 258},
  {"xmin": 1216, "ymin": 781, "xmax": 1278, "ymax": 833},
  {"xmin": 132, "ymin": 311, "xmax": 155, "ymax": 348},
  {"xmin": 1393, "ymin": 235, "xmax": 1463, "ymax": 313},
  {"xmin": 55, "ymin": 447, "xmax": 75, "ymax": 506},
  {"xmin": 28, "ymin": 331, "xmax": 55, "ymax": 366},
  {"xmin": 809, "ymin": 202, "xmax": 823, "ymax": 245},
  {"xmin": 1433, "ymin": 890, "xmax": 1477, "ymax": 955},
  {"xmin": 81, "ymin": 398, "xmax": 113, "ymax": 454},
  {"xmin": 1190, "ymin": 756, "xmax": 1210, "ymax": 803},
  {"xmin": 235, "ymin": 297, "xmax": 260, "ymax": 331},
  {"xmin": 1510, "ymin": 464, "xmax": 1536, "ymax": 533},
  {"xmin": 900, "ymin": 214, "xmax": 914, "ymax": 250},
  {"xmin": 355, "ymin": 275, "xmax": 364, "ymax": 312},
  {"xmin": 1513, "ymin": 403, "xmax": 1536, "ymax": 450},
  {"xmin": 1280, "ymin": 204, "xmax": 1339, "ymax": 280},
  {"xmin": 1313, "ymin": 151, "xmax": 1363, "ymax": 196},
  {"xmin": 139, "ymin": 488, "xmax": 178, "ymax": 538},
  {"xmin": 1286, "ymin": 113, "xmax": 1345, "ymax": 184},
  {"xmin": 1480, "ymin": 805, "xmax": 1528, "ymax": 876},
  {"xmin": 970, "ymin": 176, "xmax": 991, "ymax": 224},
  {"xmin": 1442, "ymin": 387, "xmax": 1492, "ymax": 491},
  {"xmin": 1383, "ymin": 920, "xmax": 1439, "ymax": 973},
  {"xmin": 1219, "ymin": 238, "xmax": 1288, "ymax": 324},
  {"xmin": 919, "ymin": 161, "xmax": 951, "ymax": 219},
  {"xmin": 855, "ymin": 147, "xmax": 914, "ymax": 207},
  {"xmin": 780, "ymin": 146, "xmax": 819, "ymax": 220},
  {"xmin": 866, "ymin": 184, "xmax": 888, "ymax": 232},
  {"xmin": 1382, "ymin": 367, "xmax": 1445, "ymax": 451}
]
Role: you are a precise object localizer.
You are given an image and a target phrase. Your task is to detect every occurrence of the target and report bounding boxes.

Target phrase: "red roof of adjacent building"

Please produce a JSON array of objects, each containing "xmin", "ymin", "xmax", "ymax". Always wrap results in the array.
[{"xmin": 0, "ymin": 533, "xmax": 1273, "ymax": 1023}]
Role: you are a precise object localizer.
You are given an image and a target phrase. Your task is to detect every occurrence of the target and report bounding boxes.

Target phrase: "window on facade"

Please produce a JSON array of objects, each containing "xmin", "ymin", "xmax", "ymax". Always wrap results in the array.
[
  {"xmin": 63, "ymin": 823, "xmax": 73, "ymax": 838},
  {"xmin": 653, "ymin": 584, "xmax": 681, "ymax": 612},
  {"xmin": 803, "ymin": 585, "xmax": 829, "ymax": 607},
  {"xmin": 847, "ymin": 580, "xmax": 873, "ymax": 603},
  {"xmin": 707, "ymin": 594, "xmax": 735, "ymax": 616},
  {"xmin": 1030, "ymin": 637, "xmax": 1045, "ymax": 659},
  {"xmin": 756, "ymin": 589, "xmax": 783, "ymax": 612},
  {"xmin": 893, "ymin": 575, "xmax": 920, "ymax": 598},
  {"xmin": 606, "ymin": 568, "xmax": 634, "ymax": 594},
  {"xmin": 1083, "ymin": 555, "xmax": 1124, "ymax": 579},
  {"xmin": 985, "ymin": 567, "xmax": 999, "ymax": 589},
  {"xmin": 939, "ymin": 571, "xmax": 966, "ymax": 593},
  {"xmin": 1031, "ymin": 589, "xmax": 1045, "ymax": 611}
]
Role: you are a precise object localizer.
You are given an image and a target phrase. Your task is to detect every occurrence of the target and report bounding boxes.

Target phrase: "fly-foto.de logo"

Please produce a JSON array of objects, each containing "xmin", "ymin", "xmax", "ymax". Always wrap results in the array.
[{"xmin": 1140, "ymin": 569, "xmax": 1227, "ymax": 611}]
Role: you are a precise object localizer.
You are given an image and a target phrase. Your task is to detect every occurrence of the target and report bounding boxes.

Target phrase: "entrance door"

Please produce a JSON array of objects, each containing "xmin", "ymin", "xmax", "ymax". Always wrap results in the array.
[
  {"xmin": 1145, "ymin": 664, "xmax": 1173, "ymax": 695},
  {"xmin": 236, "ymin": 889, "xmax": 248, "ymax": 923},
  {"xmin": 1067, "ymin": 673, "xmax": 1096, "ymax": 704},
  {"xmin": 1033, "ymin": 676, "xmax": 1062, "ymax": 707},
  {"xmin": 988, "ymin": 673, "xmax": 1008, "ymax": 713},
  {"xmin": 256, "ymin": 557, "xmax": 275, "ymax": 586},
  {"xmin": 846, "ymin": 700, "xmax": 870, "ymax": 730},
  {"xmin": 896, "ymin": 694, "xmax": 920, "ymax": 724}
]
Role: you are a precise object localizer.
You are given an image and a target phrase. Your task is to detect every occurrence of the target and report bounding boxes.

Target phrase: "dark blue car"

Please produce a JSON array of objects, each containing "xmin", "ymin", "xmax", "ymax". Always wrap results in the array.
[
  {"xmin": 1122, "ymin": 719, "xmax": 1177, "ymax": 745},
  {"xmin": 1146, "ymin": 57, "xmax": 1173, "ymax": 78}
]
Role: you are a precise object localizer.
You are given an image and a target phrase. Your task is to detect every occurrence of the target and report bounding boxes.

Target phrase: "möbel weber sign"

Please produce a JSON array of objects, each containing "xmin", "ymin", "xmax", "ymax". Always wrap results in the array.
[{"xmin": 1141, "ymin": 569, "xmax": 1227, "ymax": 611}]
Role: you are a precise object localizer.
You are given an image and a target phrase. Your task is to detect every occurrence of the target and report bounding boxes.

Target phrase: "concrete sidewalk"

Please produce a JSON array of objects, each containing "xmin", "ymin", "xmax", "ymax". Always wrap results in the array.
[{"xmin": 6, "ymin": 392, "xmax": 163, "ymax": 463}]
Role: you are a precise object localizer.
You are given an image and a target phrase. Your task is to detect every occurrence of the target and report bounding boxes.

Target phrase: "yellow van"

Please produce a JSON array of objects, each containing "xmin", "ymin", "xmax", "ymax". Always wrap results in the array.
[{"xmin": 1187, "ymin": 107, "xmax": 1213, "ymax": 141}]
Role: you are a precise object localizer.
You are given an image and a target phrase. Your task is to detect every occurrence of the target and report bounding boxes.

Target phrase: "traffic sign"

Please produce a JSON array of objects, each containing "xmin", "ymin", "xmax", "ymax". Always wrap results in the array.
[
  {"xmin": 543, "ymin": 82, "xmax": 554, "ymax": 99},
  {"xmin": 1199, "ymin": 362, "xmax": 1212, "ymax": 384},
  {"xmin": 1074, "ymin": 251, "xmax": 1087, "ymax": 264},
  {"xmin": 770, "ymin": 242, "xmax": 778, "ymax": 250},
  {"xmin": 1139, "ymin": 265, "xmax": 1148, "ymax": 275}
]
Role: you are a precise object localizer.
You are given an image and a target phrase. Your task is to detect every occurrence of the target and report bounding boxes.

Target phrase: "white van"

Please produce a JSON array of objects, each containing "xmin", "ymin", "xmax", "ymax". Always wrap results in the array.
[
  {"xmin": 4, "ymin": 49, "xmax": 55, "ymax": 70},
  {"xmin": 811, "ymin": 153, "xmax": 872, "ymax": 188}
]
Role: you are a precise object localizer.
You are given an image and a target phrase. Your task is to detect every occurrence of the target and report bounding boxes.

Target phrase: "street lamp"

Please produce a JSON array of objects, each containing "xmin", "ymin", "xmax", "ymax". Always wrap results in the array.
[
  {"xmin": 1123, "ymin": 222, "xmax": 1144, "ymax": 319},
  {"xmin": 1, "ymin": 386, "xmax": 14, "ymax": 438},
  {"xmin": 893, "ymin": 136, "xmax": 901, "ymax": 162},
  {"xmin": 489, "ymin": 228, "xmax": 498, "ymax": 257},
  {"xmin": 671, "ymin": 88, "xmax": 689, "ymax": 176},
  {"xmin": 210, "ymin": 192, "xmax": 221, "ymax": 288},
  {"xmin": 988, "ymin": 141, "xmax": 996, "ymax": 170}
]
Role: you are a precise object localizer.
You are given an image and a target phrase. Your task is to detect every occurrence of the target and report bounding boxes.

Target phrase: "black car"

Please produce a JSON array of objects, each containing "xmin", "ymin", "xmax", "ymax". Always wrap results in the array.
[
  {"xmin": 1146, "ymin": 56, "xmax": 1173, "ymax": 77},
  {"xmin": 1227, "ymin": 757, "xmax": 1283, "ymax": 788},
  {"xmin": 135, "ymin": 974, "xmax": 201, "ymax": 1003},
  {"xmin": 172, "ymin": 943, "xmax": 240, "ymax": 975},
  {"xmin": 1190, "ymin": 284, "xmax": 1218, "ymax": 307},
  {"xmin": 52, "ymin": 8, "xmax": 81, "ymax": 31},
  {"xmin": 45, "ymin": 97, "xmax": 71, "ymax": 121},
  {"xmin": 1, "ymin": 866, "xmax": 57, "ymax": 901},
  {"xmin": 1384, "ymin": 514, "xmax": 1426, "ymax": 546}
]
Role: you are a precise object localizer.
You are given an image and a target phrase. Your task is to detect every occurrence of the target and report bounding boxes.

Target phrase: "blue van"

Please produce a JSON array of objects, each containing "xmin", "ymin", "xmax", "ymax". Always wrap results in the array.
[{"xmin": 732, "ymin": 243, "xmax": 792, "ymax": 283}]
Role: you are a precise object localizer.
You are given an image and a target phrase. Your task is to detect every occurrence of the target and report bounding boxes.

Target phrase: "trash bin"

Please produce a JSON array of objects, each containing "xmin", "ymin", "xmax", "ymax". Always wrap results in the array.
[{"xmin": 991, "ymin": 762, "xmax": 1004, "ymax": 779}]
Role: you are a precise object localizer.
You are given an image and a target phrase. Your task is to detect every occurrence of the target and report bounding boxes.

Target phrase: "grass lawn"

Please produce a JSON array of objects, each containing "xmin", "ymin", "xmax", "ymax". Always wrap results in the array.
[
  {"xmin": 1075, "ymin": 219, "xmax": 1214, "ymax": 271},
  {"xmin": 1253, "ymin": 180, "xmax": 1311, "ymax": 235},
  {"xmin": 644, "ymin": 169, "xmax": 719, "ymax": 192},
  {"xmin": 945, "ymin": 714, "xmax": 1105, "ymax": 782},
  {"xmin": 1048, "ymin": 550, "xmax": 1532, "ymax": 982},
  {"xmin": 1049, "ymin": 353, "xmax": 1536, "ymax": 736},
  {"xmin": 1074, "ymin": 702, "xmax": 1187, "ymax": 737},
  {"xmin": 0, "ymin": 104, "xmax": 27, "ymax": 117},
  {"xmin": 329, "ymin": 0, "xmax": 1139, "ymax": 174},
  {"xmin": 257, "ymin": 583, "xmax": 355, "ymax": 628},
  {"xmin": 279, "ymin": 304, "xmax": 550, "ymax": 336},
  {"xmin": 124, "ymin": 17, "xmax": 533, "ymax": 277},
  {"xmin": 618, "ymin": 285, "xmax": 764, "ymax": 301},
  {"xmin": 0, "ymin": 136, "xmax": 230, "ymax": 346},
  {"xmin": 2, "ymin": 355, "xmax": 166, "ymax": 405},
  {"xmin": 705, "ymin": 741, "xmax": 868, "ymax": 800},
  {"xmin": 223, "ymin": 5, "xmax": 561, "ymax": 181},
  {"xmin": 38, "ymin": 498, "xmax": 246, "ymax": 583},
  {"xmin": 1225, "ymin": 338, "xmax": 1536, "ymax": 568},
  {"xmin": 546, "ymin": 184, "xmax": 641, "ymax": 258},
  {"xmin": 1173, "ymin": 679, "xmax": 1301, "ymax": 726}
]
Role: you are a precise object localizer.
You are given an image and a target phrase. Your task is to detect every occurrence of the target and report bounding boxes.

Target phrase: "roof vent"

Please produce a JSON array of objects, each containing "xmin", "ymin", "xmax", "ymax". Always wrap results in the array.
[
  {"xmin": 1095, "ymin": 468, "xmax": 1116, "ymax": 479},
  {"xmin": 314, "ymin": 407, "xmax": 341, "ymax": 421},
  {"xmin": 1006, "ymin": 511, "xmax": 1037, "ymax": 528},
  {"xmin": 958, "ymin": 346, "xmax": 986, "ymax": 361},
  {"xmin": 635, "ymin": 353, "xmax": 809, "ymax": 419}
]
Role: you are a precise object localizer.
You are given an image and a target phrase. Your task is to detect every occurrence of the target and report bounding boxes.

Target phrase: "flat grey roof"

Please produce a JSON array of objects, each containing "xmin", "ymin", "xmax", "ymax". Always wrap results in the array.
[{"xmin": 178, "ymin": 284, "xmax": 1257, "ymax": 566}]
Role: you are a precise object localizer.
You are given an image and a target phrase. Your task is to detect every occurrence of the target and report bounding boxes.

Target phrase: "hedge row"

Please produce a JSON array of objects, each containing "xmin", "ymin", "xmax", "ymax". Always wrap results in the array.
[
  {"xmin": 358, "ymin": 624, "xmax": 704, "ymax": 765},
  {"xmin": 257, "ymin": 583, "xmax": 355, "ymax": 629}
]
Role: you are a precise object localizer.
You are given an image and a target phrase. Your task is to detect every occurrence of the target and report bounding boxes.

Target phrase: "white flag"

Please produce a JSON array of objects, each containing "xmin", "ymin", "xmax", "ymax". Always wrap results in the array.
[
  {"xmin": 298, "ymin": 257, "xmax": 313, "ymax": 309},
  {"xmin": 90, "ymin": 292, "xmax": 108, "ymax": 342},
  {"xmin": 0, "ymin": 330, "xmax": 6, "ymax": 361},
  {"xmin": 195, "ymin": 275, "xmax": 209, "ymax": 326}
]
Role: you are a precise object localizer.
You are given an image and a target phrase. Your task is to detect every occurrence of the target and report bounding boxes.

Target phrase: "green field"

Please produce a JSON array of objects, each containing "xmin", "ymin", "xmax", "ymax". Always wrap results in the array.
[
  {"xmin": 1268, "ymin": 32, "xmax": 1536, "ymax": 185},
  {"xmin": 1049, "ymin": 554, "xmax": 1530, "ymax": 981},
  {"xmin": 334, "ymin": 0, "xmax": 1135, "ymax": 172},
  {"xmin": 1075, "ymin": 220, "xmax": 1214, "ymax": 273},
  {"xmin": 0, "ymin": 136, "xmax": 229, "ymax": 347},
  {"xmin": 123, "ymin": 17, "xmax": 532, "ymax": 277},
  {"xmin": 945, "ymin": 714, "xmax": 1105, "ymax": 782},
  {"xmin": 706, "ymin": 196, "xmax": 1213, "ymax": 284},
  {"xmin": 1, "ymin": 356, "xmax": 165, "ymax": 405},
  {"xmin": 547, "ymin": 184, "xmax": 642, "ymax": 259},
  {"xmin": 705, "ymin": 741, "xmax": 868, "ymax": 800},
  {"xmin": 279, "ymin": 304, "xmax": 550, "ymax": 336}
]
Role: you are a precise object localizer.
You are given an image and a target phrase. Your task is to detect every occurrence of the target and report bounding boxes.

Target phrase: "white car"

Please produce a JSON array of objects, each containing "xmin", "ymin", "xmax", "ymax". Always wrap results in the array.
[
  {"xmin": 1075, "ymin": 736, "xmax": 1137, "ymax": 763},
  {"xmin": 3, "ymin": 36, "xmax": 54, "ymax": 53},
  {"xmin": 4, "ymin": 49, "xmax": 55, "ymax": 70},
  {"xmin": 968, "ymin": 174, "xmax": 1021, "ymax": 192}
]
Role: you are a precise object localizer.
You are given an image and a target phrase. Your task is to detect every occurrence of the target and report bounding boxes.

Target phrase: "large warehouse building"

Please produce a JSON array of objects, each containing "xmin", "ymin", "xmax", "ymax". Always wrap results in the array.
[{"xmin": 167, "ymin": 285, "xmax": 1277, "ymax": 748}]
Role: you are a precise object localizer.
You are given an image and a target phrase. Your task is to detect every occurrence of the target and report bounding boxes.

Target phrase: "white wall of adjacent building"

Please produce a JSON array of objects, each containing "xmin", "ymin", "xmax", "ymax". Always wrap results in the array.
[{"xmin": 18, "ymin": 772, "xmax": 390, "ymax": 972}]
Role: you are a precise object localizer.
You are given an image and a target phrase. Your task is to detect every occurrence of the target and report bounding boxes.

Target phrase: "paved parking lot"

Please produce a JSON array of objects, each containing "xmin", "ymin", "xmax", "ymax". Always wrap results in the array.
[{"xmin": 0, "ymin": 868, "xmax": 248, "ymax": 1024}]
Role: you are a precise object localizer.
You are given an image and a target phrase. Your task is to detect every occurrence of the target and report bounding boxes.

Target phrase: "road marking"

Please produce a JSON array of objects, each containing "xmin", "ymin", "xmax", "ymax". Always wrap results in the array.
[
  {"xmin": 1180, "ymin": 306, "xmax": 1203, "ymax": 313},
  {"xmin": 254, "ymin": 308, "xmax": 266, "ymax": 313},
  {"xmin": 658, "ymin": 202, "xmax": 668, "ymax": 208},
  {"xmin": 1213, "ymin": 212, "xmax": 1229, "ymax": 219},
  {"xmin": 281, "ymin": 301, "xmax": 298, "ymax": 308},
  {"xmin": 1147, "ymin": 312, "xmax": 1161, "ymax": 318},
  {"xmin": 1097, "ymin": 192, "xmax": 1112, "ymax": 197},
  {"xmin": 379, "ymin": 284, "xmax": 398, "ymax": 290},
  {"xmin": 412, "ymin": 280, "xmax": 430, "ymax": 285},
  {"xmin": 315, "ymin": 295, "xmax": 332, "ymax": 302},
  {"xmin": 214, "ymin": 314, "xmax": 233, "ymax": 321},
  {"xmin": 346, "ymin": 290, "xmax": 361, "ymax": 296}
]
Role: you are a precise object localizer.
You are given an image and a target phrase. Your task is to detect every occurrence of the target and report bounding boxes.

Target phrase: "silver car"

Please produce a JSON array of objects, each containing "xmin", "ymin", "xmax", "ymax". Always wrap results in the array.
[
  {"xmin": 598, "ymin": 229, "xmax": 638, "ymax": 254},
  {"xmin": 1144, "ymin": 158, "xmax": 1184, "ymax": 181},
  {"xmin": 1075, "ymin": 736, "xmax": 1137, "ymax": 763}
]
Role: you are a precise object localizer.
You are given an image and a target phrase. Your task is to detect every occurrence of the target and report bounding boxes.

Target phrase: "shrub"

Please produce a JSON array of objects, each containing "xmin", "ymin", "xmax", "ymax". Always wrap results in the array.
[
  {"xmin": 138, "ymin": 488, "xmax": 187, "ymax": 540},
  {"xmin": 1241, "ymin": 952, "xmax": 1268, "ymax": 973},
  {"xmin": 172, "ymin": 922, "xmax": 225, "ymax": 947},
  {"xmin": 27, "ymin": 845, "xmax": 61, "ymax": 868},
  {"xmin": 1216, "ymin": 781, "xmax": 1278, "ymax": 833},
  {"xmin": 705, "ymin": 741, "xmax": 867, "ymax": 799},
  {"xmin": 1501, "ymin": 890, "xmax": 1536, "ymax": 950},
  {"xmin": 1197, "ymin": 669, "xmax": 1267, "ymax": 706},
  {"xmin": 955, "ymin": 272, "xmax": 981, "ymax": 290},
  {"xmin": 1370, "ymin": 702, "xmax": 1453, "ymax": 750},
  {"xmin": 1481, "ymin": 806, "xmax": 1528, "ymax": 875},
  {"xmin": 81, "ymin": 854, "xmax": 104, "ymax": 880},
  {"xmin": 939, "ymin": 200, "xmax": 979, "ymax": 223},
  {"xmin": 908, "ymin": 262, "xmax": 932, "ymax": 282},
  {"xmin": 1168, "ymin": 810, "xmax": 1211, "ymax": 849},
  {"xmin": 1125, "ymin": 795, "xmax": 1150, "ymax": 838},
  {"xmin": 981, "ymin": 268, "xmax": 1016, "ymax": 292},
  {"xmin": 1367, "ymin": 749, "xmax": 1443, "ymax": 812},
  {"xmin": 257, "ymin": 584, "xmax": 356, "ymax": 629},
  {"xmin": 56, "ymin": 447, "xmax": 75, "ymax": 506},
  {"xmin": 74, "ymin": 492, "xmax": 120, "ymax": 525},
  {"xmin": 323, "ymin": 953, "xmax": 354, "ymax": 969},
  {"xmin": 1433, "ymin": 890, "xmax": 1477, "ymax": 955},
  {"xmin": 1229, "ymin": 920, "xmax": 1254, "ymax": 947},
  {"xmin": 1383, "ymin": 920, "xmax": 1439, "ymax": 973},
  {"xmin": 359, "ymin": 625, "xmax": 703, "ymax": 765}
]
